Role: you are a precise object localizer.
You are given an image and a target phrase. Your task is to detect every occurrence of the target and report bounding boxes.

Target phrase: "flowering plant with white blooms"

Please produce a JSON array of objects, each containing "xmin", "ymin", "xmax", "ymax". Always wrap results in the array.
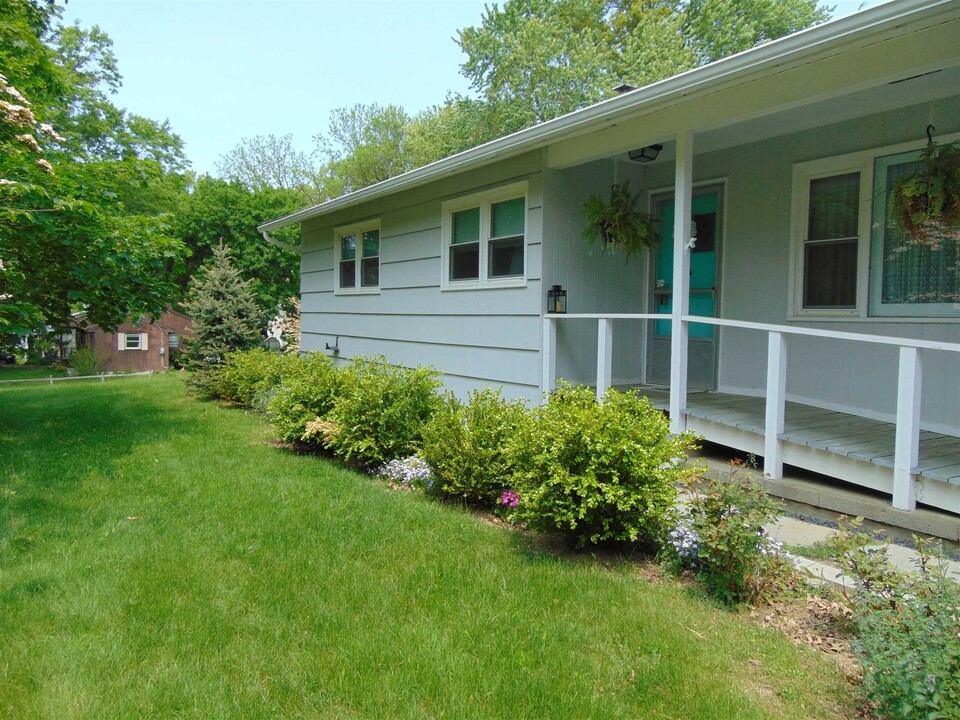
[{"xmin": 377, "ymin": 456, "xmax": 435, "ymax": 492}]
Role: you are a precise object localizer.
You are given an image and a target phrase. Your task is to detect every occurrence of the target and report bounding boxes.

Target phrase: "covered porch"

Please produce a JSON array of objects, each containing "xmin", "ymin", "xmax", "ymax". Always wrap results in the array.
[
  {"xmin": 536, "ymin": 3, "xmax": 960, "ymax": 517},
  {"xmin": 542, "ymin": 313, "xmax": 960, "ymax": 515}
]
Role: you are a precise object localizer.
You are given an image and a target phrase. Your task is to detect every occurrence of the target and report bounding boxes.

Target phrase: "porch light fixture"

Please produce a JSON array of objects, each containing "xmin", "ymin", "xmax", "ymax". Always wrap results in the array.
[
  {"xmin": 547, "ymin": 284, "xmax": 567, "ymax": 314},
  {"xmin": 628, "ymin": 144, "xmax": 662, "ymax": 163}
]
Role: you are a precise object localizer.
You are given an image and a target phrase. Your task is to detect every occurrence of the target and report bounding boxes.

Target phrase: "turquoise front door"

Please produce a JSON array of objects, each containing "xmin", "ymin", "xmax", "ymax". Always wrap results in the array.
[{"xmin": 646, "ymin": 187, "xmax": 722, "ymax": 389}]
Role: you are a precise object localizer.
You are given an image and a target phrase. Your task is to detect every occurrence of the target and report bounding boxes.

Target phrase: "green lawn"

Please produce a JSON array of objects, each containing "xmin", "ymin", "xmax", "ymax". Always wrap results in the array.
[
  {"xmin": 0, "ymin": 375, "xmax": 857, "ymax": 719},
  {"xmin": 0, "ymin": 365, "xmax": 69, "ymax": 381}
]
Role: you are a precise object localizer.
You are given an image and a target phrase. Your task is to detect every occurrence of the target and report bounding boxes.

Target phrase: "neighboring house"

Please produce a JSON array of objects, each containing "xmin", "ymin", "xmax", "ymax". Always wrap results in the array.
[
  {"xmin": 75, "ymin": 308, "xmax": 193, "ymax": 373},
  {"xmin": 259, "ymin": 1, "xmax": 959, "ymax": 518}
]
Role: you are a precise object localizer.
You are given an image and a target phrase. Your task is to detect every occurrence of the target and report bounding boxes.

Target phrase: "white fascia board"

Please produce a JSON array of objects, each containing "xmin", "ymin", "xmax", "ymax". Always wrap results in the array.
[{"xmin": 258, "ymin": 0, "xmax": 956, "ymax": 234}]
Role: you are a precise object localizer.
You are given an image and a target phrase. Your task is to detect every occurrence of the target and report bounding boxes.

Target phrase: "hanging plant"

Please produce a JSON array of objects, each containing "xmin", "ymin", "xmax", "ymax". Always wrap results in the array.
[
  {"xmin": 890, "ymin": 125, "xmax": 960, "ymax": 246},
  {"xmin": 580, "ymin": 181, "xmax": 659, "ymax": 260}
]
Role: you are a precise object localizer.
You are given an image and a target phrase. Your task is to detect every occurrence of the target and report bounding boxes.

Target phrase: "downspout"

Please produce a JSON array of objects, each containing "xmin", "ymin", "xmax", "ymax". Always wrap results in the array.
[{"xmin": 261, "ymin": 230, "xmax": 298, "ymax": 254}]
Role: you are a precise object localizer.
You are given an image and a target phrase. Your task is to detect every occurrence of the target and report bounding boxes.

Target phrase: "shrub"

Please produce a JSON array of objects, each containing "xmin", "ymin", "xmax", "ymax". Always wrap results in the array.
[
  {"xmin": 326, "ymin": 356, "xmax": 442, "ymax": 468},
  {"xmin": 267, "ymin": 353, "xmax": 342, "ymax": 443},
  {"xmin": 834, "ymin": 523, "xmax": 960, "ymax": 720},
  {"xmin": 420, "ymin": 388, "xmax": 528, "ymax": 505},
  {"xmin": 674, "ymin": 464, "xmax": 792, "ymax": 605},
  {"xmin": 508, "ymin": 384, "xmax": 695, "ymax": 548},
  {"xmin": 214, "ymin": 348, "xmax": 301, "ymax": 408},
  {"xmin": 69, "ymin": 347, "xmax": 110, "ymax": 376}
]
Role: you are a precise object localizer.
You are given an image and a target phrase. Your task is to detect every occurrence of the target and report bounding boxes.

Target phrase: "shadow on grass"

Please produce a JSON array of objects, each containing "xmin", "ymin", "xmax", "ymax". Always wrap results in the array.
[{"xmin": 0, "ymin": 376, "xmax": 211, "ymax": 546}]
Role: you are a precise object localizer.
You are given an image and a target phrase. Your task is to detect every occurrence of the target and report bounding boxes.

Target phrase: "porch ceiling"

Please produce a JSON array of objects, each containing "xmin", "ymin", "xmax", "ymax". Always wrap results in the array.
[{"xmin": 546, "ymin": 16, "xmax": 960, "ymax": 169}]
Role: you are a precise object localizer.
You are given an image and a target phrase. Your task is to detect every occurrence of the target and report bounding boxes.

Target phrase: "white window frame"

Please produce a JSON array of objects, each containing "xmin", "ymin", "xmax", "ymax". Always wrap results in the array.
[
  {"xmin": 120, "ymin": 332, "xmax": 146, "ymax": 351},
  {"xmin": 789, "ymin": 133, "xmax": 960, "ymax": 320},
  {"xmin": 441, "ymin": 181, "xmax": 528, "ymax": 291},
  {"xmin": 333, "ymin": 220, "xmax": 381, "ymax": 295}
]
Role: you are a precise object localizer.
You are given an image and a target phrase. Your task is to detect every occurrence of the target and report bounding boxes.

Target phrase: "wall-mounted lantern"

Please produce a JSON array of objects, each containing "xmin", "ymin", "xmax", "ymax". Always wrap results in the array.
[{"xmin": 547, "ymin": 284, "xmax": 567, "ymax": 314}]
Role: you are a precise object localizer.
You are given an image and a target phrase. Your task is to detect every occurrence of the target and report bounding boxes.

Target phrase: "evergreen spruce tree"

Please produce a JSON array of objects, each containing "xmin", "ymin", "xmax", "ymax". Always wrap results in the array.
[{"xmin": 182, "ymin": 243, "xmax": 263, "ymax": 386}]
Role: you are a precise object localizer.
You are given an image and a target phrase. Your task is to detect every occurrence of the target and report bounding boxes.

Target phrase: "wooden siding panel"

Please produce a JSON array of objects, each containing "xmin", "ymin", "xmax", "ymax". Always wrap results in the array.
[
  {"xmin": 302, "ymin": 282, "xmax": 542, "ymax": 316},
  {"xmin": 299, "ymin": 313, "xmax": 541, "ymax": 351},
  {"xmin": 301, "ymin": 334, "xmax": 541, "ymax": 388}
]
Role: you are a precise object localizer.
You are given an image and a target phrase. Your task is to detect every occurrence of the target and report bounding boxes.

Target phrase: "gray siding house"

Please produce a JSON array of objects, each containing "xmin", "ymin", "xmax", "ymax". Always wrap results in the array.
[{"xmin": 261, "ymin": 0, "xmax": 960, "ymax": 519}]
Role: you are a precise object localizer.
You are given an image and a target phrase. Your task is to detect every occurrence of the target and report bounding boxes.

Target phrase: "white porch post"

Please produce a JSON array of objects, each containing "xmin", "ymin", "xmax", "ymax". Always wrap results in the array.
[
  {"xmin": 763, "ymin": 331, "xmax": 787, "ymax": 479},
  {"xmin": 542, "ymin": 316, "xmax": 557, "ymax": 396},
  {"xmin": 669, "ymin": 129, "xmax": 693, "ymax": 434},
  {"xmin": 596, "ymin": 317, "xmax": 613, "ymax": 401},
  {"xmin": 893, "ymin": 346, "xmax": 922, "ymax": 511}
]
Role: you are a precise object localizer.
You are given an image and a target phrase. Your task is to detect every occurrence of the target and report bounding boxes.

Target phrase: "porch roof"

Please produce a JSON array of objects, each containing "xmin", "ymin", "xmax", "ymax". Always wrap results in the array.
[{"xmin": 259, "ymin": 0, "xmax": 959, "ymax": 233}]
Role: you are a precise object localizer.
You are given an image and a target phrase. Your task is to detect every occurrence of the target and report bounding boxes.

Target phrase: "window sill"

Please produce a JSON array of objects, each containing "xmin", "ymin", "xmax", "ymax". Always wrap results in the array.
[
  {"xmin": 788, "ymin": 315, "xmax": 958, "ymax": 324},
  {"xmin": 334, "ymin": 287, "xmax": 381, "ymax": 296},
  {"xmin": 441, "ymin": 278, "xmax": 527, "ymax": 292}
]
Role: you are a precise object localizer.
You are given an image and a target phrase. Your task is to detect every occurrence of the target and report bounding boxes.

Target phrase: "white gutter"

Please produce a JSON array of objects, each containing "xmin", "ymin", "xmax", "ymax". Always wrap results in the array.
[
  {"xmin": 258, "ymin": 0, "xmax": 956, "ymax": 234},
  {"xmin": 261, "ymin": 230, "xmax": 298, "ymax": 254}
]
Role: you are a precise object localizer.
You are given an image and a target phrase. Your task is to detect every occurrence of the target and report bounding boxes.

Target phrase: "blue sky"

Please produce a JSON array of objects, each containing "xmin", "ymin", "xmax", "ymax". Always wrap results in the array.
[{"xmin": 61, "ymin": 0, "xmax": 884, "ymax": 176}]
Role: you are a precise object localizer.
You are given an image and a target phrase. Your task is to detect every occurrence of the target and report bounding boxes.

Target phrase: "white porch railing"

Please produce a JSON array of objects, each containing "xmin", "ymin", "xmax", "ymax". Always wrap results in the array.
[{"xmin": 542, "ymin": 312, "xmax": 960, "ymax": 512}]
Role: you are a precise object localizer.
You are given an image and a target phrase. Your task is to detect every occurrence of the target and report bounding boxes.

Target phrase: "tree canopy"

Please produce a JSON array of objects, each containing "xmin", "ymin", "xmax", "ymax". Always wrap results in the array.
[{"xmin": 1, "ymin": 0, "xmax": 187, "ymax": 336}]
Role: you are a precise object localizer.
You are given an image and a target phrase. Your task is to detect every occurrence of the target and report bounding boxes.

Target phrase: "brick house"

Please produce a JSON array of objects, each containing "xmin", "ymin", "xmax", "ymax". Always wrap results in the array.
[{"xmin": 75, "ymin": 308, "xmax": 193, "ymax": 373}]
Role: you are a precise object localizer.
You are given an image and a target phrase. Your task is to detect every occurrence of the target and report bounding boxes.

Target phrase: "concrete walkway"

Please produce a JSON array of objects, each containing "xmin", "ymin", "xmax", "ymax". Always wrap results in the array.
[
  {"xmin": 692, "ymin": 450, "xmax": 960, "ymax": 587},
  {"xmin": 767, "ymin": 515, "xmax": 960, "ymax": 588}
]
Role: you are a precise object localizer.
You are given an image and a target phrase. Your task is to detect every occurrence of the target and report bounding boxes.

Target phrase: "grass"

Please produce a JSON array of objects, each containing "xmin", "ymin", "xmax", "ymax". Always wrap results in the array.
[
  {"xmin": 0, "ymin": 365, "xmax": 68, "ymax": 381},
  {"xmin": 0, "ymin": 375, "xmax": 858, "ymax": 719}
]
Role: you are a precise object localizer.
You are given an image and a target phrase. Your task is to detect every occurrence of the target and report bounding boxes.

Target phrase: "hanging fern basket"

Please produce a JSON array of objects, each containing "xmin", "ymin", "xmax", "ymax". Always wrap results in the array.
[
  {"xmin": 580, "ymin": 181, "xmax": 659, "ymax": 260},
  {"xmin": 889, "ymin": 125, "xmax": 960, "ymax": 246}
]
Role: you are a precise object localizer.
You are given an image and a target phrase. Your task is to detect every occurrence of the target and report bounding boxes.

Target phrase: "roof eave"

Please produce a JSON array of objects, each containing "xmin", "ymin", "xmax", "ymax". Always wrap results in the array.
[{"xmin": 258, "ymin": 0, "xmax": 954, "ymax": 233}]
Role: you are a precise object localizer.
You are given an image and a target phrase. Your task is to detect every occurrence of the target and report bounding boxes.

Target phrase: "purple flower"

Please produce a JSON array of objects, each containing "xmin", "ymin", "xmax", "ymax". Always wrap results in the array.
[{"xmin": 500, "ymin": 489, "xmax": 519, "ymax": 508}]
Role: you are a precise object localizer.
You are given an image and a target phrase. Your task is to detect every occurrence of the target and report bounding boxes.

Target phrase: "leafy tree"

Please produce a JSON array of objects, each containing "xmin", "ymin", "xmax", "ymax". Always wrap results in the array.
[
  {"xmin": 0, "ymin": 0, "xmax": 189, "ymax": 335},
  {"xmin": 215, "ymin": 133, "xmax": 322, "ymax": 201},
  {"xmin": 682, "ymin": 0, "xmax": 831, "ymax": 65},
  {"xmin": 181, "ymin": 243, "xmax": 264, "ymax": 373},
  {"xmin": 316, "ymin": 103, "xmax": 412, "ymax": 192},
  {"xmin": 456, "ymin": 0, "xmax": 830, "ymax": 136},
  {"xmin": 172, "ymin": 176, "xmax": 301, "ymax": 318}
]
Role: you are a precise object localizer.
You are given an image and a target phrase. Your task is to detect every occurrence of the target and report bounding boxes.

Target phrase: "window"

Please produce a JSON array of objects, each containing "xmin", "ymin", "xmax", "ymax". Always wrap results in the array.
[
  {"xmin": 121, "ymin": 333, "xmax": 145, "ymax": 350},
  {"xmin": 802, "ymin": 172, "xmax": 860, "ymax": 309},
  {"xmin": 335, "ymin": 222, "xmax": 380, "ymax": 293},
  {"xmin": 791, "ymin": 135, "xmax": 959, "ymax": 319},
  {"xmin": 870, "ymin": 150, "xmax": 959, "ymax": 317},
  {"xmin": 167, "ymin": 332, "xmax": 179, "ymax": 350},
  {"xmin": 442, "ymin": 183, "xmax": 526, "ymax": 288}
]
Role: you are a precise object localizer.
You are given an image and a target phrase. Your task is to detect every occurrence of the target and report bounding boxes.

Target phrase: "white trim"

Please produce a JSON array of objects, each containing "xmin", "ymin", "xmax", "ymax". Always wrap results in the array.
[
  {"xmin": 789, "ymin": 132, "xmax": 960, "ymax": 321},
  {"xmin": 122, "ymin": 333, "xmax": 143, "ymax": 351},
  {"xmin": 258, "ymin": 1, "xmax": 957, "ymax": 233},
  {"xmin": 440, "ymin": 181, "xmax": 528, "ymax": 291},
  {"xmin": 333, "ymin": 220, "xmax": 381, "ymax": 295}
]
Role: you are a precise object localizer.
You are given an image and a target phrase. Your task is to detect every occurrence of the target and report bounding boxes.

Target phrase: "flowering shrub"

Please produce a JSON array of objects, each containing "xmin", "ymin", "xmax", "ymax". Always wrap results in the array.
[
  {"xmin": 666, "ymin": 511, "xmax": 700, "ymax": 565},
  {"xmin": 499, "ymin": 489, "xmax": 519, "ymax": 509},
  {"xmin": 326, "ymin": 356, "xmax": 442, "ymax": 468},
  {"xmin": 507, "ymin": 384, "xmax": 695, "ymax": 548},
  {"xmin": 420, "ymin": 388, "xmax": 528, "ymax": 506},
  {"xmin": 378, "ymin": 456, "xmax": 435, "ymax": 491},
  {"xmin": 677, "ymin": 466, "xmax": 792, "ymax": 605},
  {"xmin": 833, "ymin": 523, "xmax": 960, "ymax": 720}
]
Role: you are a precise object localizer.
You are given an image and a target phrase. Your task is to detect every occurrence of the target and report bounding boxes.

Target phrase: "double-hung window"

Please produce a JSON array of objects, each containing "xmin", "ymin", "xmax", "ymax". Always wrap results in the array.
[
  {"xmin": 791, "ymin": 136, "xmax": 959, "ymax": 319},
  {"xmin": 801, "ymin": 172, "xmax": 861, "ymax": 310},
  {"xmin": 119, "ymin": 332, "xmax": 146, "ymax": 350},
  {"xmin": 335, "ymin": 222, "xmax": 380, "ymax": 293},
  {"xmin": 443, "ymin": 183, "xmax": 527, "ymax": 288}
]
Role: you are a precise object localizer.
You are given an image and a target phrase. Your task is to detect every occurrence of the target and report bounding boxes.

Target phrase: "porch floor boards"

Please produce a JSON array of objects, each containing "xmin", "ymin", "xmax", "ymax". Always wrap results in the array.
[{"xmin": 625, "ymin": 386, "xmax": 960, "ymax": 486}]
